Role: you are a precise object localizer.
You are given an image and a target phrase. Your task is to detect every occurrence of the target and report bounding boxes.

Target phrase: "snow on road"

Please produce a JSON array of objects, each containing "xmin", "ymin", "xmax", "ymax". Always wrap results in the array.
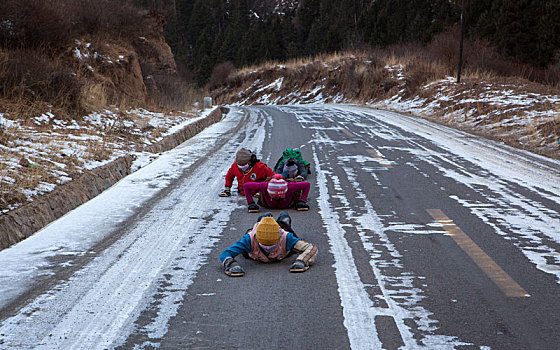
[
  {"xmin": 281, "ymin": 104, "xmax": 560, "ymax": 348},
  {"xmin": 0, "ymin": 108, "xmax": 268, "ymax": 349},
  {"xmin": 1, "ymin": 104, "xmax": 559, "ymax": 349},
  {"xmin": 332, "ymin": 105, "xmax": 560, "ymax": 284}
]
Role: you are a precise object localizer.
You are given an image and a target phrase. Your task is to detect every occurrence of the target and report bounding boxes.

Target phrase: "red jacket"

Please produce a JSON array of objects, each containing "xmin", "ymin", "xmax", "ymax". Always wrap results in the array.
[{"xmin": 224, "ymin": 161, "xmax": 275, "ymax": 195}]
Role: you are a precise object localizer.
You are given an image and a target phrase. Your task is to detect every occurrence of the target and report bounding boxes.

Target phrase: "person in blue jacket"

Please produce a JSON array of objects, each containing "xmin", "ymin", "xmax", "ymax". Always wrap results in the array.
[{"xmin": 219, "ymin": 212, "xmax": 318, "ymax": 277}]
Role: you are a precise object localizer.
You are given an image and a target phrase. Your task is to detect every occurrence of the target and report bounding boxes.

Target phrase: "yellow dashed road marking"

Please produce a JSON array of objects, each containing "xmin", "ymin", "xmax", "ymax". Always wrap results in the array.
[
  {"xmin": 367, "ymin": 149, "xmax": 393, "ymax": 168},
  {"xmin": 341, "ymin": 128, "xmax": 355, "ymax": 138},
  {"xmin": 427, "ymin": 209, "xmax": 529, "ymax": 298}
]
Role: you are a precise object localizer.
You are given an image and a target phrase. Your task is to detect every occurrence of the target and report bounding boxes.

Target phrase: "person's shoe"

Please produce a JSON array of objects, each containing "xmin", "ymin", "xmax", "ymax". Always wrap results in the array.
[
  {"xmin": 257, "ymin": 212, "xmax": 273, "ymax": 222},
  {"xmin": 248, "ymin": 202, "xmax": 260, "ymax": 213},
  {"xmin": 223, "ymin": 258, "xmax": 245, "ymax": 277},
  {"xmin": 295, "ymin": 200, "xmax": 309, "ymax": 211},
  {"xmin": 289, "ymin": 259, "xmax": 309, "ymax": 273},
  {"xmin": 225, "ymin": 264, "xmax": 245, "ymax": 277},
  {"xmin": 218, "ymin": 188, "xmax": 231, "ymax": 197},
  {"xmin": 277, "ymin": 211, "xmax": 294, "ymax": 233}
]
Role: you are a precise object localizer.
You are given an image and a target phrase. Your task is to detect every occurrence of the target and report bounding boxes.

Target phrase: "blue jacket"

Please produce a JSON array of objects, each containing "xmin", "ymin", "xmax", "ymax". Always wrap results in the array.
[{"xmin": 219, "ymin": 232, "xmax": 300, "ymax": 262}]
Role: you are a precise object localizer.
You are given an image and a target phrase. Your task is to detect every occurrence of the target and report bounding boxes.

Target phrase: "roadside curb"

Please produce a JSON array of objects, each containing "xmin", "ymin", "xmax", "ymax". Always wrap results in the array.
[{"xmin": 0, "ymin": 107, "xmax": 224, "ymax": 251}]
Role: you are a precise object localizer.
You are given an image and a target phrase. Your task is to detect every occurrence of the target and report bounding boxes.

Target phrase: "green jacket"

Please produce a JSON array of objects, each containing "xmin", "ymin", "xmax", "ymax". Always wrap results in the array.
[{"xmin": 274, "ymin": 148, "xmax": 311, "ymax": 173}]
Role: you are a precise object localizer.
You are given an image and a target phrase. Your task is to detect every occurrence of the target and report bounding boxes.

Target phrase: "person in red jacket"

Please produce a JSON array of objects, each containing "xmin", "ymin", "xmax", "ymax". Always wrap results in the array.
[{"xmin": 218, "ymin": 148, "xmax": 275, "ymax": 197}]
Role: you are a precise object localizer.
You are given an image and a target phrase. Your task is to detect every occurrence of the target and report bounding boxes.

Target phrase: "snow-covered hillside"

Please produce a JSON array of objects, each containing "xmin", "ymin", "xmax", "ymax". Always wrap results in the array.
[{"xmin": 212, "ymin": 57, "xmax": 560, "ymax": 159}]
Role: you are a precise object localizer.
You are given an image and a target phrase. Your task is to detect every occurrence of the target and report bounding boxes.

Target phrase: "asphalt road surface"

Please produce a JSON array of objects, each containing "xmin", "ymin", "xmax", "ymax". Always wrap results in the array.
[{"xmin": 1, "ymin": 105, "xmax": 560, "ymax": 350}]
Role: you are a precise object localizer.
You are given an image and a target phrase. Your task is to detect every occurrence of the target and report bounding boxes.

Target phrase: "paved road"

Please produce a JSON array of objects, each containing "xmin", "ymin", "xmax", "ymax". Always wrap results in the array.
[{"xmin": 1, "ymin": 105, "xmax": 560, "ymax": 349}]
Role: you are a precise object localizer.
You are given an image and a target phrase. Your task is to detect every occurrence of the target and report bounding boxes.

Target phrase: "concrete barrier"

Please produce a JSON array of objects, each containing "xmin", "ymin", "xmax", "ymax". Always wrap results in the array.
[{"xmin": 0, "ymin": 107, "xmax": 224, "ymax": 251}]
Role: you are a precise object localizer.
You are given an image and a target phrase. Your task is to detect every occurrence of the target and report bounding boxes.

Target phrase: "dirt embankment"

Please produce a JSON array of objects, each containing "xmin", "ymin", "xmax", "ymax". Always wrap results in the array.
[
  {"xmin": 210, "ymin": 53, "xmax": 560, "ymax": 158},
  {"xmin": 0, "ymin": 11, "xmax": 213, "ymax": 250},
  {"xmin": 0, "ymin": 108, "xmax": 224, "ymax": 251},
  {"xmin": 74, "ymin": 13, "xmax": 180, "ymax": 111}
]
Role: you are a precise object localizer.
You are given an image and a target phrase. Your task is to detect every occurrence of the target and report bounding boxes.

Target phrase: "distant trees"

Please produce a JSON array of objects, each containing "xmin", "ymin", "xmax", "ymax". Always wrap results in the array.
[
  {"xmin": 142, "ymin": 0, "xmax": 560, "ymax": 85},
  {"xmin": 471, "ymin": 0, "xmax": 560, "ymax": 67},
  {"xmin": 360, "ymin": 0, "xmax": 457, "ymax": 46}
]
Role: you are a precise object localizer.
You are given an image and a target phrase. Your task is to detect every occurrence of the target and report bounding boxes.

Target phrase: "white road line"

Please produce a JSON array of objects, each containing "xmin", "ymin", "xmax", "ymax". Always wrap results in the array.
[{"xmin": 313, "ymin": 146, "xmax": 384, "ymax": 349}]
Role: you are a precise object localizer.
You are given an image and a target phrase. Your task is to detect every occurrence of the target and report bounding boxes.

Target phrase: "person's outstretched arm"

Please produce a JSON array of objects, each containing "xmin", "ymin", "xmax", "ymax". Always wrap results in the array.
[
  {"xmin": 219, "ymin": 233, "xmax": 252, "ymax": 262},
  {"xmin": 224, "ymin": 163, "xmax": 237, "ymax": 188},
  {"xmin": 220, "ymin": 233, "xmax": 252, "ymax": 277}
]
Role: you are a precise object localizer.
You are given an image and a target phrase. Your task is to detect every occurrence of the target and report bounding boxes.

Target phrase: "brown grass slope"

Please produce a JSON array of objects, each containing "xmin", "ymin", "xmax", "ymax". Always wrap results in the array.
[
  {"xmin": 210, "ymin": 45, "xmax": 560, "ymax": 159},
  {"xmin": 0, "ymin": 1, "xmax": 204, "ymax": 214}
]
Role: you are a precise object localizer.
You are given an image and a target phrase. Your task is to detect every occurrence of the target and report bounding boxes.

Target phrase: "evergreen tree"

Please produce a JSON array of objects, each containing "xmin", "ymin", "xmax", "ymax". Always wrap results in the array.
[
  {"xmin": 475, "ymin": 0, "xmax": 559, "ymax": 66},
  {"xmin": 161, "ymin": 0, "xmax": 559, "ymax": 85}
]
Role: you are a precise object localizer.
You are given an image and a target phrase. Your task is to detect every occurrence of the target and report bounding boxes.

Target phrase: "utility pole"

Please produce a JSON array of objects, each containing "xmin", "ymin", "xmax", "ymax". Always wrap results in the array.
[{"xmin": 457, "ymin": 0, "xmax": 465, "ymax": 83}]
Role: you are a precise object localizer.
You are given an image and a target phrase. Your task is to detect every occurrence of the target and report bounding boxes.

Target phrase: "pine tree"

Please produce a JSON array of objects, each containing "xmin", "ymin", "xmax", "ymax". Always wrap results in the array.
[{"xmin": 475, "ymin": 0, "xmax": 559, "ymax": 66}]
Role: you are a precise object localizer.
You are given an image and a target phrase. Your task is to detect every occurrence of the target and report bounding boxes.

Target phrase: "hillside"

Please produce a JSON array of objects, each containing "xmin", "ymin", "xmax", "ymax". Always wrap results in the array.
[
  {"xmin": 210, "ymin": 52, "xmax": 560, "ymax": 158},
  {"xmin": 0, "ymin": 2, "xmax": 204, "ymax": 214}
]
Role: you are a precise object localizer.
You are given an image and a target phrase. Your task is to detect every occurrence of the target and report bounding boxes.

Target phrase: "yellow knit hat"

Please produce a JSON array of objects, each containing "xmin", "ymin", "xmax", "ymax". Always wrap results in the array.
[{"xmin": 256, "ymin": 217, "xmax": 280, "ymax": 246}]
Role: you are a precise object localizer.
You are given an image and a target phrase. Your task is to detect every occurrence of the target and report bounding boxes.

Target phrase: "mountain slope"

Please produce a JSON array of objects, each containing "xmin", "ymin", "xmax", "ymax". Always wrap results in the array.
[{"xmin": 210, "ymin": 53, "xmax": 560, "ymax": 158}]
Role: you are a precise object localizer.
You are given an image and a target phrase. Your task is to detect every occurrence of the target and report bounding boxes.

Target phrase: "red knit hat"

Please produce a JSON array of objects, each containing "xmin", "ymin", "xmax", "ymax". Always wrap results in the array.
[{"xmin": 267, "ymin": 174, "xmax": 288, "ymax": 199}]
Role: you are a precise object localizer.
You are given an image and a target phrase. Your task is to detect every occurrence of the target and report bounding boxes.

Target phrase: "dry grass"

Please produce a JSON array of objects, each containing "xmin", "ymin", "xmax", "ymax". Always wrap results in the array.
[
  {"xmin": 210, "ymin": 43, "xmax": 560, "ymax": 158},
  {"xmin": 0, "ymin": 106, "xmax": 201, "ymax": 213},
  {"xmin": 0, "ymin": 1, "xmax": 205, "ymax": 213}
]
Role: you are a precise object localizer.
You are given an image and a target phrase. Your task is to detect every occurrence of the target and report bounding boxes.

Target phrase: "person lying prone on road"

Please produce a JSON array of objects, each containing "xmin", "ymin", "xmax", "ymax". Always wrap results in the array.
[
  {"xmin": 219, "ymin": 212, "xmax": 318, "ymax": 277},
  {"xmin": 243, "ymin": 174, "xmax": 310, "ymax": 212}
]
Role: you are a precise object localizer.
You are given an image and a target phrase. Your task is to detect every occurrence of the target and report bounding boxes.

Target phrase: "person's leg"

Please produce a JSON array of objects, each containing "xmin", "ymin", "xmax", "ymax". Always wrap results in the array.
[
  {"xmin": 277, "ymin": 211, "xmax": 298, "ymax": 238},
  {"xmin": 257, "ymin": 212, "xmax": 273, "ymax": 222},
  {"xmin": 294, "ymin": 183, "xmax": 310, "ymax": 211},
  {"xmin": 299, "ymin": 182, "xmax": 310, "ymax": 201}
]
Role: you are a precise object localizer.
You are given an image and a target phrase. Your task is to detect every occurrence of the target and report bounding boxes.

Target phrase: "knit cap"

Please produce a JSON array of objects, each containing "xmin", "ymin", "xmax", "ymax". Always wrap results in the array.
[
  {"xmin": 267, "ymin": 174, "xmax": 288, "ymax": 199},
  {"xmin": 256, "ymin": 217, "xmax": 280, "ymax": 246},
  {"xmin": 236, "ymin": 148, "xmax": 252, "ymax": 165}
]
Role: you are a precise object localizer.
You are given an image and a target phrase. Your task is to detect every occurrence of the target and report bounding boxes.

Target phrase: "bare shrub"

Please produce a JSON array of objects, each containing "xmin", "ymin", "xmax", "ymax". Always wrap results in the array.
[
  {"xmin": 334, "ymin": 59, "xmax": 362, "ymax": 98},
  {"xmin": 0, "ymin": 49, "xmax": 83, "ymax": 113},
  {"xmin": 74, "ymin": 0, "xmax": 146, "ymax": 38},
  {"xmin": 402, "ymin": 60, "xmax": 445, "ymax": 98},
  {"xmin": 207, "ymin": 62, "xmax": 236, "ymax": 90},
  {"xmin": 0, "ymin": 0, "xmax": 147, "ymax": 50},
  {"xmin": 426, "ymin": 27, "xmax": 560, "ymax": 88},
  {"xmin": 0, "ymin": 0, "xmax": 74, "ymax": 49},
  {"xmin": 546, "ymin": 60, "xmax": 560, "ymax": 88},
  {"xmin": 146, "ymin": 72, "xmax": 201, "ymax": 111},
  {"xmin": 426, "ymin": 26, "xmax": 459, "ymax": 70},
  {"xmin": 361, "ymin": 66, "xmax": 393, "ymax": 101}
]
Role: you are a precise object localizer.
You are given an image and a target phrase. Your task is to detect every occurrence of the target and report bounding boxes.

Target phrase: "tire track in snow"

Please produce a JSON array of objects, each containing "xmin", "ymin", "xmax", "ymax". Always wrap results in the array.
[
  {"xmin": 0, "ymin": 108, "xmax": 267, "ymax": 349},
  {"xmin": 304, "ymin": 105, "xmax": 471, "ymax": 348}
]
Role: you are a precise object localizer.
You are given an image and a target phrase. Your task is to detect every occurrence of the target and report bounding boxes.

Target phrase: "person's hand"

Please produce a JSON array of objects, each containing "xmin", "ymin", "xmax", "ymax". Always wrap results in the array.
[
  {"xmin": 248, "ymin": 202, "xmax": 260, "ymax": 213},
  {"xmin": 223, "ymin": 257, "xmax": 245, "ymax": 277},
  {"xmin": 294, "ymin": 175, "xmax": 304, "ymax": 182},
  {"xmin": 218, "ymin": 187, "xmax": 231, "ymax": 197},
  {"xmin": 289, "ymin": 259, "xmax": 309, "ymax": 273}
]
